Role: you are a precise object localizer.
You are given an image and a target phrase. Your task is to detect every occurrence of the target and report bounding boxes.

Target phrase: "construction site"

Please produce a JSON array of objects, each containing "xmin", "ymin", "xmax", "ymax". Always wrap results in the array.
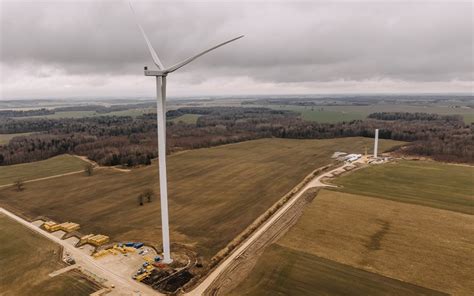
[{"xmin": 29, "ymin": 217, "xmax": 203, "ymax": 294}]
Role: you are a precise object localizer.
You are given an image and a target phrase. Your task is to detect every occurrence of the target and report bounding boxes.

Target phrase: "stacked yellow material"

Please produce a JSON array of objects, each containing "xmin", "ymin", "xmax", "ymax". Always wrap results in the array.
[
  {"xmin": 80, "ymin": 234, "xmax": 94, "ymax": 243},
  {"xmin": 88, "ymin": 234, "xmax": 110, "ymax": 246},
  {"xmin": 80, "ymin": 234, "xmax": 109, "ymax": 246},
  {"xmin": 58, "ymin": 222, "xmax": 80, "ymax": 232},
  {"xmin": 43, "ymin": 221, "xmax": 80, "ymax": 232},
  {"xmin": 43, "ymin": 221, "xmax": 60, "ymax": 231}
]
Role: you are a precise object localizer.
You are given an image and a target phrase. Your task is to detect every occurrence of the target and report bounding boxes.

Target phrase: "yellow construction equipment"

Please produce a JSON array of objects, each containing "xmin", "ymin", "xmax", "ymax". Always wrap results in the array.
[
  {"xmin": 113, "ymin": 244, "xmax": 135, "ymax": 254},
  {"xmin": 108, "ymin": 249, "xmax": 119, "ymax": 255},
  {"xmin": 93, "ymin": 249, "xmax": 109, "ymax": 258},
  {"xmin": 135, "ymin": 271, "xmax": 151, "ymax": 282},
  {"xmin": 124, "ymin": 246, "xmax": 135, "ymax": 253},
  {"xmin": 113, "ymin": 245, "xmax": 127, "ymax": 254}
]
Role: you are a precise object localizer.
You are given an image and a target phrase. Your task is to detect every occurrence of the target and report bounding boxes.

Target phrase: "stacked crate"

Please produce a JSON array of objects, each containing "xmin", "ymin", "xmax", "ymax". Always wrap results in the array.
[{"xmin": 81, "ymin": 234, "xmax": 110, "ymax": 246}]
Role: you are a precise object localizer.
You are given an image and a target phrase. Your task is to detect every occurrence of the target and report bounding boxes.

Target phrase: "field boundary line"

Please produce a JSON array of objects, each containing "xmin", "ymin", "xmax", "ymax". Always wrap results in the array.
[
  {"xmin": 0, "ymin": 155, "xmax": 132, "ymax": 188},
  {"xmin": 0, "ymin": 169, "xmax": 85, "ymax": 188}
]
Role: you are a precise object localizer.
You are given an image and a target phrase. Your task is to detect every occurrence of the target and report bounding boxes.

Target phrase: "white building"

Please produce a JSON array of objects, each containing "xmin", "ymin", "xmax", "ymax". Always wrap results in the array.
[{"xmin": 344, "ymin": 153, "xmax": 362, "ymax": 162}]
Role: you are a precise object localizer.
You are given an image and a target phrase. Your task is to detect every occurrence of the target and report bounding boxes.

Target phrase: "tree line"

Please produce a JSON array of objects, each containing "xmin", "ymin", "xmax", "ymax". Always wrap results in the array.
[
  {"xmin": 368, "ymin": 112, "xmax": 463, "ymax": 122},
  {"xmin": 0, "ymin": 107, "xmax": 472, "ymax": 166},
  {"xmin": 0, "ymin": 108, "xmax": 54, "ymax": 118},
  {"xmin": 0, "ymin": 103, "xmax": 156, "ymax": 119}
]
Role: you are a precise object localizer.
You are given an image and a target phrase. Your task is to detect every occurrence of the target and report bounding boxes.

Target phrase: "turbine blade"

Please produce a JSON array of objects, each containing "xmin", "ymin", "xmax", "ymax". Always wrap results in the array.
[
  {"xmin": 164, "ymin": 35, "xmax": 244, "ymax": 73},
  {"xmin": 129, "ymin": 1, "xmax": 165, "ymax": 70}
]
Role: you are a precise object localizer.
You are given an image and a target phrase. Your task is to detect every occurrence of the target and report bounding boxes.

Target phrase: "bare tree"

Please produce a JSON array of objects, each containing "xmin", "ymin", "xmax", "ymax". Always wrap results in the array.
[
  {"xmin": 13, "ymin": 179, "xmax": 24, "ymax": 191},
  {"xmin": 143, "ymin": 189, "xmax": 154, "ymax": 203},
  {"xmin": 84, "ymin": 163, "xmax": 94, "ymax": 176},
  {"xmin": 137, "ymin": 189, "xmax": 153, "ymax": 206}
]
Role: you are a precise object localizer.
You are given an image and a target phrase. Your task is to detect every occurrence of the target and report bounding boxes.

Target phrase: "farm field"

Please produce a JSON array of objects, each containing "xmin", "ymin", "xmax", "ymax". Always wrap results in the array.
[
  {"xmin": 231, "ymin": 244, "xmax": 446, "ymax": 296},
  {"xmin": 253, "ymin": 103, "xmax": 474, "ymax": 123},
  {"xmin": 0, "ymin": 132, "xmax": 32, "ymax": 145},
  {"xmin": 235, "ymin": 162, "xmax": 474, "ymax": 295},
  {"xmin": 0, "ymin": 137, "xmax": 403, "ymax": 263},
  {"xmin": 12, "ymin": 108, "xmax": 199, "ymax": 120},
  {"xmin": 170, "ymin": 113, "xmax": 201, "ymax": 124},
  {"xmin": 14, "ymin": 108, "xmax": 156, "ymax": 119},
  {"xmin": 0, "ymin": 154, "xmax": 88, "ymax": 186},
  {"xmin": 332, "ymin": 160, "xmax": 474, "ymax": 214},
  {"xmin": 0, "ymin": 213, "xmax": 100, "ymax": 296},
  {"xmin": 254, "ymin": 104, "xmax": 367, "ymax": 123}
]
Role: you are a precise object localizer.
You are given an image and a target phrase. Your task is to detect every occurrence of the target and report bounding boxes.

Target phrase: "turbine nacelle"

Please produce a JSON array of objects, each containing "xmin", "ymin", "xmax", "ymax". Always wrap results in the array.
[{"xmin": 143, "ymin": 67, "xmax": 166, "ymax": 77}]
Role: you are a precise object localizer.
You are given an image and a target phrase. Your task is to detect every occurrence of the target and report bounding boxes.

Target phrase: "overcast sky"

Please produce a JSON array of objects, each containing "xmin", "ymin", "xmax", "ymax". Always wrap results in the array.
[{"xmin": 0, "ymin": 0, "xmax": 472, "ymax": 99}]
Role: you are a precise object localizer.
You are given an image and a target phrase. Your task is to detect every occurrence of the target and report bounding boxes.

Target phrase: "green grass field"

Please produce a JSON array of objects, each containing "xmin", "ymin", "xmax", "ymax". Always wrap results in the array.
[
  {"xmin": 253, "ymin": 104, "xmax": 474, "ymax": 123},
  {"xmin": 235, "ymin": 161, "xmax": 474, "ymax": 295},
  {"xmin": 461, "ymin": 112, "xmax": 474, "ymax": 124},
  {"xmin": 0, "ymin": 155, "xmax": 88, "ymax": 186},
  {"xmin": 0, "ymin": 137, "xmax": 403, "ymax": 263},
  {"xmin": 332, "ymin": 160, "xmax": 474, "ymax": 214},
  {"xmin": 13, "ymin": 108, "xmax": 199, "ymax": 122},
  {"xmin": 257, "ymin": 104, "xmax": 367, "ymax": 123},
  {"xmin": 232, "ymin": 244, "xmax": 446, "ymax": 296},
  {"xmin": 169, "ymin": 114, "xmax": 201, "ymax": 124},
  {"xmin": 0, "ymin": 132, "xmax": 32, "ymax": 145},
  {"xmin": 0, "ymin": 213, "xmax": 99, "ymax": 296},
  {"xmin": 15, "ymin": 108, "xmax": 156, "ymax": 119}
]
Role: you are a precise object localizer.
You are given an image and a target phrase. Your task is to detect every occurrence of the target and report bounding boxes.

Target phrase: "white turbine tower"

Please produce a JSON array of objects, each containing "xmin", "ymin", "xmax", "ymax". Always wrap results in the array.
[
  {"xmin": 374, "ymin": 128, "xmax": 379, "ymax": 158},
  {"xmin": 129, "ymin": 2, "xmax": 243, "ymax": 264}
]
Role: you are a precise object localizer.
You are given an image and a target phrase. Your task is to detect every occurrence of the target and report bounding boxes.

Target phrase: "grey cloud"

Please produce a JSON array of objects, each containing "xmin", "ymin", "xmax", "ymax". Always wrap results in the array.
[{"xmin": 0, "ymin": 1, "xmax": 472, "ymax": 90}]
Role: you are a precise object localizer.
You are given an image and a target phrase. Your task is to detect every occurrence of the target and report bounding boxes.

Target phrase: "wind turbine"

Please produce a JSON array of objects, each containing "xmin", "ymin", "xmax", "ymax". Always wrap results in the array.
[{"xmin": 129, "ymin": 2, "xmax": 243, "ymax": 264}]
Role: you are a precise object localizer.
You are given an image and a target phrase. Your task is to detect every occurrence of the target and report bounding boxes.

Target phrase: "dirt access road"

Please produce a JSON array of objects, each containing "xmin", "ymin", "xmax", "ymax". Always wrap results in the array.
[
  {"xmin": 186, "ymin": 160, "xmax": 362, "ymax": 296},
  {"xmin": 0, "ymin": 207, "xmax": 161, "ymax": 296}
]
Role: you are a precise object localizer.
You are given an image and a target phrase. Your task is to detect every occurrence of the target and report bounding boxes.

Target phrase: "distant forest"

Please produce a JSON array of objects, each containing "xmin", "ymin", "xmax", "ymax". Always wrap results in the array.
[
  {"xmin": 0, "ymin": 107, "xmax": 472, "ymax": 166},
  {"xmin": 0, "ymin": 102, "xmax": 156, "ymax": 119}
]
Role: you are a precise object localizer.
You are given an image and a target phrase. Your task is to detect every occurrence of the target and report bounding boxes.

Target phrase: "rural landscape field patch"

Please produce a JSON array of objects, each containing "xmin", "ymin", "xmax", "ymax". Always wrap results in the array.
[
  {"xmin": 0, "ymin": 137, "xmax": 402, "ymax": 264},
  {"xmin": 234, "ymin": 161, "xmax": 474, "ymax": 295},
  {"xmin": 231, "ymin": 244, "xmax": 447, "ymax": 296},
  {"xmin": 0, "ymin": 213, "xmax": 99, "ymax": 296},
  {"xmin": 332, "ymin": 160, "xmax": 473, "ymax": 214},
  {"xmin": 0, "ymin": 154, "xmax": 88, "ymax": 186}
]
